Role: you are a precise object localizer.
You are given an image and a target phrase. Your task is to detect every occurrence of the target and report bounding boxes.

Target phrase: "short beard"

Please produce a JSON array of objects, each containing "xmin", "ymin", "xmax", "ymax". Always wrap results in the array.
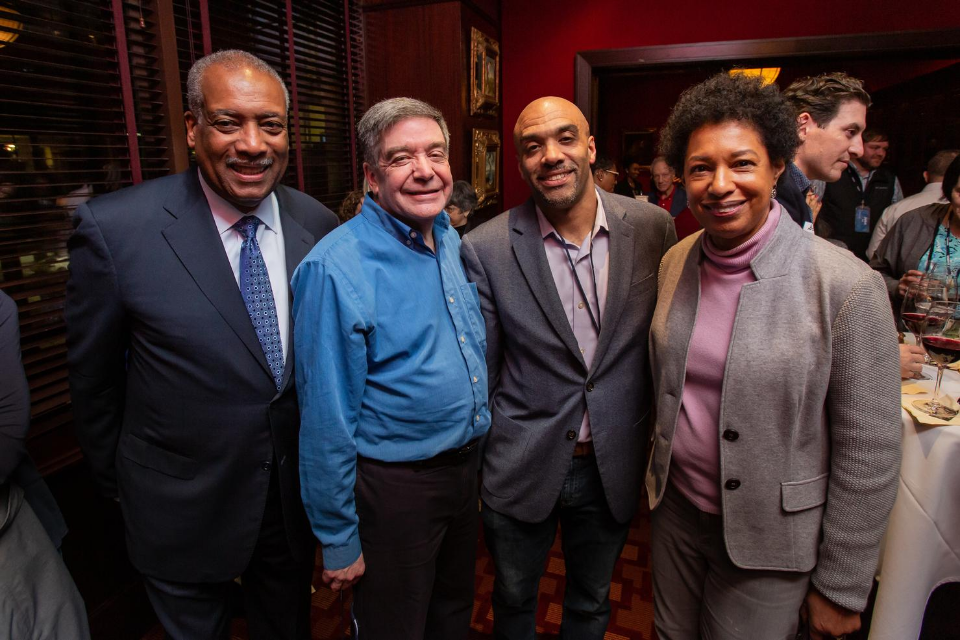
[{"xmin": 529, "ymin": 167, "xmax": 587, "ymax": 210}]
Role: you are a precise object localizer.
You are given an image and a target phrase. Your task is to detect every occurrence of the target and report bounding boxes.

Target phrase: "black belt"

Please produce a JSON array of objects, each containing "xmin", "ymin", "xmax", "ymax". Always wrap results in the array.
[{"xmin": 359, "ymin": 438, "xmax": 480, "ymax": 469}]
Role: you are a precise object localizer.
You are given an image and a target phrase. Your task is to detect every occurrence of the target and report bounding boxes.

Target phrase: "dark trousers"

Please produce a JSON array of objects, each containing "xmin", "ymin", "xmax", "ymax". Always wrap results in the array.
[
  {"xmin": 143, "ymin": 470, "xmax": 314, "ymax": 640},
  {"xmin": 352, "ymin": 447, "xmax": 479, "ymax": 640},
  {"xmin": 482, "ymin": 453, "xmax": 630, "ymax": 640}
]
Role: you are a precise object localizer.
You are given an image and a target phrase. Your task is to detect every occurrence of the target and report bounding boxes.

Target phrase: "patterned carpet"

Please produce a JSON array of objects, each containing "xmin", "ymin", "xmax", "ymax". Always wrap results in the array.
[{"xmin": 143, "ymin": 504, "xmax": 657, "ymax": 639}]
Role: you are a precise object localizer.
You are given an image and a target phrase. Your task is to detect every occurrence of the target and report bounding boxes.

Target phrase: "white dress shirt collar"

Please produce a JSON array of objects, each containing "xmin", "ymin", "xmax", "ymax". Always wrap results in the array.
[{"xmin": 197, "ymin": 169, "xmax": 279, "ymax": 238}]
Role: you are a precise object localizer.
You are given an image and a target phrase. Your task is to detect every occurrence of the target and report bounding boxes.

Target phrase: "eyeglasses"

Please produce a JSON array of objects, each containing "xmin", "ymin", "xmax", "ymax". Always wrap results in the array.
[{"xmin": 597, "ymin": 169, "xmax": 619, "ymax": 177}]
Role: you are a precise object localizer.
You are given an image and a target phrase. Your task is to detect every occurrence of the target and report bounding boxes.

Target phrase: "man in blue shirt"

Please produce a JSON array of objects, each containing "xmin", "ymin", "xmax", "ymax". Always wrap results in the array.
[{"xmin": 292, "ymin": 97, "xmax": 490, "ymax": 640}]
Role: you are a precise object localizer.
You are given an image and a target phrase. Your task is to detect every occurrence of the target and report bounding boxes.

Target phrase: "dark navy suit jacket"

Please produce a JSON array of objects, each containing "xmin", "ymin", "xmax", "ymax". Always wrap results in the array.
[{"xmin": 65, "ymin": 170, "xmax": 337, "ymax": 581}]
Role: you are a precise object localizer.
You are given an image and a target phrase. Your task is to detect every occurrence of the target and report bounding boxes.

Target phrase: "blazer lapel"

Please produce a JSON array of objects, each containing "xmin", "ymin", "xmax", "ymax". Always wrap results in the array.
[
  {"xmin": 590, "ymin": 193, "xmax": 634, "ymax": 374},
  {"xmin": 275, "ymin": 185, "xmax": 316, "ymax": 390},
  {"xmin": 161, "ymin": 172, "xmax": 274, "ymax": 381},
  {"xmin": 510, "ymin": 201, "xmax": 587, "ymax": 369}
]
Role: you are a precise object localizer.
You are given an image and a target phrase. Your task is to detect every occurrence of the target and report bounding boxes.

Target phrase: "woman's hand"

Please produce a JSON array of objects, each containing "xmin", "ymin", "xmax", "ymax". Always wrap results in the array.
[
  {"xmin": 900, "ymin": 343, "xmax": 926, "ymax": 379},
  {"xmin": 800, "ymin": 588, "xmax": 861, "ymax": 639},
  {"xmin": 898, "ymin": 270, "xmax": 924, "ymax": 297}
]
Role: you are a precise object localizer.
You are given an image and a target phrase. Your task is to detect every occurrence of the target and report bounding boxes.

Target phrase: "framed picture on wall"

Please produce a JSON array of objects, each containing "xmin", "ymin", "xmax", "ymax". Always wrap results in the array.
[
  {"xmin": 470, "ymin": 27, "xmax": 499, "ymax": 116},
  {"xmin": 472, "ymin": 128, "xmax": 500, "ymax": 207},
  {"xmin": 621, "ymin": 129, "xmax": 657, "ymax": 168}
]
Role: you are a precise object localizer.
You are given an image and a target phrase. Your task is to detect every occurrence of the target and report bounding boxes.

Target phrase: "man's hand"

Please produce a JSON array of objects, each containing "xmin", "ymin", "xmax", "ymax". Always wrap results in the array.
[
  {"xmin": 800, "ymin": 588, "xmax": 860, "ymax": 639},
  {"xmin": 898, "ymin": 269, "xmax": 924, "ymax": 297},
  {"xmin": 899, "ymin": 343, "xmax": 926, "ymax": 380},
  {"xmin": 322, "ymin": 553, "xmax": 365, "ymax": 592}
]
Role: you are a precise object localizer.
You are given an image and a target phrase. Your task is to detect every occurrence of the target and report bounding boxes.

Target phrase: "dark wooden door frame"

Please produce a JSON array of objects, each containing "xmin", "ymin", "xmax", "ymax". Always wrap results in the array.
[{"xmin": 574, "ymin": 28, "xmax": 960, "ymax": 129}]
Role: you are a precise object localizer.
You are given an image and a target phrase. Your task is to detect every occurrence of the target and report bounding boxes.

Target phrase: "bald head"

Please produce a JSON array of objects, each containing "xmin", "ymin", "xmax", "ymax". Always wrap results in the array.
[
  {"xmin": 514, "ymin": 96, "xmax": 596, "ymax": 213},
  {"xmin": 514, "ymin": 97, "xmax": 590, "ymax": 152}
]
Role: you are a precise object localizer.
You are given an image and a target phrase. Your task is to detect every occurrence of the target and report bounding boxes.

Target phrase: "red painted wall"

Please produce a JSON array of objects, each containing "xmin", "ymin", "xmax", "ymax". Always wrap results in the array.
[{"xmin": 500, "ymin": 0, "xmax": 960, "ymax": 209}]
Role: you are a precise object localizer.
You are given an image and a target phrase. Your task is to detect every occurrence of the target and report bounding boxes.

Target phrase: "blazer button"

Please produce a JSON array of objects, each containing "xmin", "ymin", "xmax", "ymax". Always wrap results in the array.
[
  {"xmin": 724, "ymin": 478, "xmax": 741, "ymax": 490},
  {"xmin": 261, "ymin": 461, "xmax": 273, "ymax": 471},
  {"xmin": 722, "ymin": 429, "xmax": 739, "ymax": 441},
  {"xmin": 586, "ymin": 382, "xmax": 595, "ymax": 392},
  {"xmin": 566, "ymin": 430, "xmax": 577, "ymax": 440}
]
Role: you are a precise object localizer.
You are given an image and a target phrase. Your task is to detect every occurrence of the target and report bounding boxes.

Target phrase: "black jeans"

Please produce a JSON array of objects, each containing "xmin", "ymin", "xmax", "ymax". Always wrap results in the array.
[
  {"xmin": 352, "ymin": 447, "xmax": 479, "ymax": 640},
  {"xmin": 481, "ymin": 453, "xmax": 630, "ymax": 640}
]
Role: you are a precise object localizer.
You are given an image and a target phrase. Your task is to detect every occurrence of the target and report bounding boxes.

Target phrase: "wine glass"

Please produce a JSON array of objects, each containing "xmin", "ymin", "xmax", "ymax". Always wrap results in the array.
[
  {"xmin": 913, "ymin": 300, "xmax": 960, "ymax": 420},
  {"xmin": 920, "ymin": 263, "xmax": 959, "ymax": 303},
  {"xmin": 901, "ymin": 282, "xmax": 934, "ymax": 378}
]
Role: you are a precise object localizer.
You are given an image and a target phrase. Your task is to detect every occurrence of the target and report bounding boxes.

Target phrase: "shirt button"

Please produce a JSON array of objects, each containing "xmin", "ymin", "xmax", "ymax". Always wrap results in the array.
[
  {"xmin": 475, "ymin": 415, "xmax": 480, "ymax": 422},
  {"xmin": 460, "ymin": 335, "xmax": 465, "ymax": 343},
  {"xmin": 473, "ymin": 376, "xmax": 478, "ymax": 383},
  {"xmin": 409, "ymin": 230, "xmax": 417, "ymax": 238},
  {"xmin": 261, "ymin": 461, "xmax": 273, "ymax": 471},
  {"xmin": 580, "ymin": 347, "xmax": 585, "ymax": 354},
  {"xmin": 406, "ymin": 240, "xmax": 412, "ymax": 246},
  {"xmin": 725, "ymin": 479, "xmax": 741, "ymax": 490},
  {"xmin": 449, "ymin": 296, "xmax": 455, "ymax": 303},
  {"xmin": 578, "ymin": 301, "xmax": 585, "ymax": 309},
  {"xmin": 586, "ymin": 381, "xmax": 595, "ymax": 392},
  {"xmin": 722, "ymin": 429, "xmax": 740, "ymax": 441},
  {"xmin": 566, "ymin": 430, "xmax": 577, "ymax": 440}
]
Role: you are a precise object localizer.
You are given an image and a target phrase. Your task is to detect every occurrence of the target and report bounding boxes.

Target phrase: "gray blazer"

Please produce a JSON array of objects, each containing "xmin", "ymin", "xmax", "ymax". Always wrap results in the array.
[
  {"xmin": 870, "ymin": 202, "xmax": 949, "ymax": 299},
  {"xmin": 646, "ymin": 211, "xmax": 901, "ymax": 611},
  {"xmin": 462, "ymin": 191, "xmax": 676, "ymax": 524}
]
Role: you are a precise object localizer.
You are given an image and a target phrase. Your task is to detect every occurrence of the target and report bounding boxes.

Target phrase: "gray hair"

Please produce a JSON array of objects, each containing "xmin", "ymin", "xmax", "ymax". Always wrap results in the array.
[
  {"xmin": 358, "ymin": 97, "xmax": 450, "ymax": 166},
  {"xmin": 186, "ymin": 49, "xmax": 290, "ymax": 120}
]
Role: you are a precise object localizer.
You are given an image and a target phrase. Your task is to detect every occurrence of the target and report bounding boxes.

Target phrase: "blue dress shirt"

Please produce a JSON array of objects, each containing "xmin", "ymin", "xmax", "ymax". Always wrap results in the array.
[{"xmin": 292, "ymin": 195, "xmax": 490, "ymax": 570}]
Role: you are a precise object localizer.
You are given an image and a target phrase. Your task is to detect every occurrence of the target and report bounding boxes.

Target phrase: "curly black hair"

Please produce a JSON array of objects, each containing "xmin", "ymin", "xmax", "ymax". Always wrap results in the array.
[{"xmin": 658, "ymin": 73, "xmax": 801, "ymax": 176}]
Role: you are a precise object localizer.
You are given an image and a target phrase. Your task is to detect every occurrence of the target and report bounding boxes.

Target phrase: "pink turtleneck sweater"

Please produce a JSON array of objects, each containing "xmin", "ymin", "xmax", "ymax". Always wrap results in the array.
[{"xmin": 670, "ymin": 204, "xmax": 782, "ymax": 514}]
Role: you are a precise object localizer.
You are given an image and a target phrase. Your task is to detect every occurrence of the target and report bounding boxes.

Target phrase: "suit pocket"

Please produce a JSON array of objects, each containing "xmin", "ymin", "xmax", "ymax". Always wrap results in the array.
[
  {"xmin": 629, "ymin": 273, "xmax": 654, "ymax": 291},
  {"xmin": 781, "ymin": 472, "xmax": 829, "ymax": 512},
  {"xmin": 120, "ymin": 433, "xmax": 198, "ymax": 480},
  {"xmin": 482, "ymin": 406, "xmax": 531, "ymax": 500}
]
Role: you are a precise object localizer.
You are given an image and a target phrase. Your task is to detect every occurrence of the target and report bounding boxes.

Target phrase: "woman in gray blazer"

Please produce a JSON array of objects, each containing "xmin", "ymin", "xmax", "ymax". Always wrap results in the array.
[{"xmin": 646, "ymin": 73, "xmax": 901, "ymax": 640}]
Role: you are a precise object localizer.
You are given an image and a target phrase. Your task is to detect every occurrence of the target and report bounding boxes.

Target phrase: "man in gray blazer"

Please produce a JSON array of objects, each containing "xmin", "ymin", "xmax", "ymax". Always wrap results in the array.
[{"xmin": 461, "ymin": 97, "xmax": 676, "ymax": 639}]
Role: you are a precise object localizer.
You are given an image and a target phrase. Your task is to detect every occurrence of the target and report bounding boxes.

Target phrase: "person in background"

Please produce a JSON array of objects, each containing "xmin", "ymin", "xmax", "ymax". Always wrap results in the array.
[
  {"xmin": 648, "ymin": 155, "xmax": 699, "ymax": 240},
  {"xmin": 648, "ymin": 72, "xmax": 900, "ymax": 640},
  {"xmin": 445, "ymin": 179, "xmax": 479, "ymax": 237},
  {"xmin": 776, "ymin": 72, "xmax": 870, "ymax": 231},
  {"xmin": 614, "ymin": 157, "xmax": 644, "ymax": 199},
  {"xmin": 293, "ymin": 97, "xmax": 489, "ymax": 640},
  {"xmin": 871, "ymin": 155, "xmax": 960, "ymax": 300},
  {"xmin": 462, "ymin": 96, "xmax": 675, "ymax": 639},
  {"xmin": 591, "ymin": 154, "xmax": 619, "ymax": 193},
  {"xmin": 817, "ymin": 128, "xmax": 903, "ymax": 261},
  {"xmin": 867, "ymin": 149, "xmax": 959, "ymax": 259},
  {"xmin": 66, "ymin": 50, "xmax": 338, "ymax": 640},
  {"xmin": 1, "ymin": 289, "xmax": 90, "ymax": 639},
  {"xmin": 338, "ymin": 190, "xmax": 364, "ymax": 224},
  {"xmin": 647, "ymin": 155, "xmax": 687, "ymax": 217}
]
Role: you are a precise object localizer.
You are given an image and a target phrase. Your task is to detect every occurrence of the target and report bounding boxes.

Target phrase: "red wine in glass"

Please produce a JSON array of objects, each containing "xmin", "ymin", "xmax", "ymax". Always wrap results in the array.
[
  {"xmin": 921, "ymin": 336, "xmax": 960, "ymax": 366},
  {"xmin": 902, "ymin": 312, "xmax": 928, "ymax": 336}
]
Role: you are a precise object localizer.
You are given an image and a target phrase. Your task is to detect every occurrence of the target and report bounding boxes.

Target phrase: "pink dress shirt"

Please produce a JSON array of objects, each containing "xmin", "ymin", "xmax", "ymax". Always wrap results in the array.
[{"xmin": 536, "ymin": 190, "xmax": 610, "ymax": 442}]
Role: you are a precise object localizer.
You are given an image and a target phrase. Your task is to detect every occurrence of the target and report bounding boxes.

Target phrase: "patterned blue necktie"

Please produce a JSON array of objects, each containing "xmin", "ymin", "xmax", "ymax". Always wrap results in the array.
[{"xmin": 235, "ymin": 215, "xmax": 284, "ymax": 390}]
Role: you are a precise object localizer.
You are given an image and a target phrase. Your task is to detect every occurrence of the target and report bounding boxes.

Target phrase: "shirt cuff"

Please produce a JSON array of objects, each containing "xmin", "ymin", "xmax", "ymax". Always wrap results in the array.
[{"xmin": 321, "ymin": 533, "xmax": 362, "ymax": 571}]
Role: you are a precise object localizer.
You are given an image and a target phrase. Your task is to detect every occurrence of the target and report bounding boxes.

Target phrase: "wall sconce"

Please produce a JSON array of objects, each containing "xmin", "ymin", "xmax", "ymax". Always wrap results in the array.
[
  {"xmin": 729, "ymin": 67, "xmax": 781, "ymax": 86},
  {"xmin": 0, "ymin": 6, "xmax": 22, "ymax": 48}
]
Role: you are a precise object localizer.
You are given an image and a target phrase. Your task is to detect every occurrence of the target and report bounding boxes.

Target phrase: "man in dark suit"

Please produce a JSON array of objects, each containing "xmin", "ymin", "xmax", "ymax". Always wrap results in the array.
[
  {"xmin": 65, "ymin": 50, "xmax": 337, "ymax": 639},
  {"xmin": 461, "ymin": 97, "xmax": 676, "ymax": 639}
]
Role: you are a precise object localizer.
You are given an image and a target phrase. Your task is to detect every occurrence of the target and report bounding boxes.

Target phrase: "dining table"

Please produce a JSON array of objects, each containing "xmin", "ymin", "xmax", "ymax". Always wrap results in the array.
[{"xmin": 869, "ymin": 364, "xmax": 960, "ymax": 639}]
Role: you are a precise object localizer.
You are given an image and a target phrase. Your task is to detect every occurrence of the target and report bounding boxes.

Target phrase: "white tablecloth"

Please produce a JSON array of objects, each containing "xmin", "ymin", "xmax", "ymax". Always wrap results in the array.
[{"xmin": 869, "ymin": 365, "xmax": 960, "ymax": 640}]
